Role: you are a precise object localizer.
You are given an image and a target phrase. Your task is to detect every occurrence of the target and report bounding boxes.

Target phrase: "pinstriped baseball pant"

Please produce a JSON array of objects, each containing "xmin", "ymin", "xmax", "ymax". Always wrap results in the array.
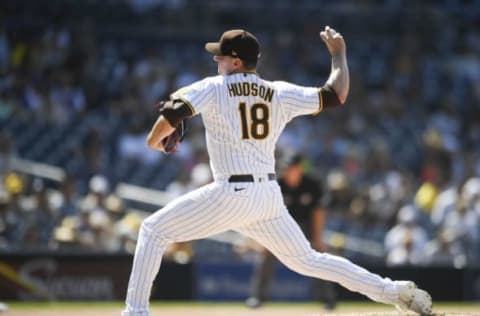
[{"xmin": 122, "ymin": 179, "xmax": 399, "ymax": 316}]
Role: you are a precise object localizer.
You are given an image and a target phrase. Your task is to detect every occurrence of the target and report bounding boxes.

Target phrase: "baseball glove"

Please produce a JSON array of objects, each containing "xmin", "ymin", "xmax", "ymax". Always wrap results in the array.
[
  {"xmin": 161, "ymin": 119, "xmax": 187, "ymax": 153},
  {"xmin": 155, "ymin": 100, "xmax": 188, "ymax": 154}
]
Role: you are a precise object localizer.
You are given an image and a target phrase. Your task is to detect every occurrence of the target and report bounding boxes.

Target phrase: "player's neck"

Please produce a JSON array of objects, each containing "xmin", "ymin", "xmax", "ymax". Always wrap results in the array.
[{"xmin": 228, "ymin": 69, "xmax": 258, "ymax": 75}]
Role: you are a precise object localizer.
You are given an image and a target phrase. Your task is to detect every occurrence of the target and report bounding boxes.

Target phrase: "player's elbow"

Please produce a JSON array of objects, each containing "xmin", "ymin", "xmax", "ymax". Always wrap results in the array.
[
  {"xmin": 336, "ymin": 81, "xmax": 349, "ymax": 105},
  {"xmin": 338, "ymin": 93, "xmax": 348, "ymax": 105}
]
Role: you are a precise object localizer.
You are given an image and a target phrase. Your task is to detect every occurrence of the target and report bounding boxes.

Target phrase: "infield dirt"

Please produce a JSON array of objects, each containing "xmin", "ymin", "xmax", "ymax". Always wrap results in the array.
[{"xmin": 4, "ymin": 305, "xmax": 480, "ymax": 316}]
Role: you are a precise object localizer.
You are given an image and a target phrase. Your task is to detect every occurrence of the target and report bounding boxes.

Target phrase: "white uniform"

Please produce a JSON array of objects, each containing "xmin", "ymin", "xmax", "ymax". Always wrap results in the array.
[{"xmin": 122, "ymin": 73, "xmax": 400, "ymax": 316}]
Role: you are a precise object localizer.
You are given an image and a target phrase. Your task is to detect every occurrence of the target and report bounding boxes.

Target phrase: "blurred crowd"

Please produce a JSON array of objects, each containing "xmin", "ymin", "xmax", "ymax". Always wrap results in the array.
[
  {"xmin": 0, "ymin": 152, "xmax": 213, "ymax": 255},
  {"xmin": 0, "ymin": 171, "xmax": 142, "ymax": 253},
  {"xmin": 0, "ymin": 0, "xmax": 479, "ymax": 266}
]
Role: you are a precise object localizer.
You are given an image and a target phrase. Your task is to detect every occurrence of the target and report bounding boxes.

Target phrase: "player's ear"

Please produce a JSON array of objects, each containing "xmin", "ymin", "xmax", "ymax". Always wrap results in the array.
[{"xmin": 233, "ymin": 58, "xmax": 241, "ymax": 68}]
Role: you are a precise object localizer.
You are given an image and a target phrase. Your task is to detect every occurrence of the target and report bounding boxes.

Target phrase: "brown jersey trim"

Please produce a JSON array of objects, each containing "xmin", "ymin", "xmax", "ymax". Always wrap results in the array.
[
  {"xmin": 161, "ymin": 100, "xmax": 194, "ymax": 127},
  {"xmin": 174, "ymin": 96, "xmax": 196, "ymax": 116},
  {"xmin": 312, "ymin": 87, "xmax": 324, "ymax": 116},
  {"xmin": 321, "ymin": 84, "xmax": 342, "ymax": 109}
]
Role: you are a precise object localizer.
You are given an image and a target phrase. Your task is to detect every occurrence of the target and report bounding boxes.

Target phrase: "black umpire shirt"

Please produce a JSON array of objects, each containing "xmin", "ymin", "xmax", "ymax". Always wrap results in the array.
[{"xmin": 279, "ymin": 175, "xmax": 323, "ymax": 240}]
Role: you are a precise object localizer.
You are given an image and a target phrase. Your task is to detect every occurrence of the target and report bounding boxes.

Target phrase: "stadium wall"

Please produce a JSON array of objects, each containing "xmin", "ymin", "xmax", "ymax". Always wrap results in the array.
[{"xmin": 0, "ymin": 254, "xmax": 478, "ymax": 301}]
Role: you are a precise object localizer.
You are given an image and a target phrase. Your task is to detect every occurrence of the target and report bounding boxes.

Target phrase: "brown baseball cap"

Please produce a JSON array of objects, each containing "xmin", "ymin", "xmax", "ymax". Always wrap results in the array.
[{"xmin": 205, "ymin": 29, "xmax": 260, "ymax": 62}]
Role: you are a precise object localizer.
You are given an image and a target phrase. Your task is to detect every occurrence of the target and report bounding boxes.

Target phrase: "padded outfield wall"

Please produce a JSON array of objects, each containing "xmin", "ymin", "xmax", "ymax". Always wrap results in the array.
[{"xmin": 0, "ymin": 254, "xmax": 479, "ymax": 301}]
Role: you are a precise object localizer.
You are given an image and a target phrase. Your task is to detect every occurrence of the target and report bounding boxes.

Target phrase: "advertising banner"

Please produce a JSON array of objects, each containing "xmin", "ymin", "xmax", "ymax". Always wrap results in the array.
[
  {"xmin": 0, "ymin": 254, "xmax": 192, "ymax": 300},
  {"xmin": 194, "ymin": 262, "xmax": 311, "ymax": 301}
]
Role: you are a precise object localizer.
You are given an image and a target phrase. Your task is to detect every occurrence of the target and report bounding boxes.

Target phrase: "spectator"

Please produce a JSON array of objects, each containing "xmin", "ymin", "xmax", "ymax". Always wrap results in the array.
[
  {"xmin": 440, "ymin": 190, "xmax": 479, "ymax": 265},
  {"xmin": 424, "ymin": 229, "xmax": 464, "ymax": 267},
  {"xmin": 56, "ymin": 174, "xmax": 81, "ymax": 218},
  {"xmin": 1, "ymin": 173, "xmax": 26, "ymax": 249},
  {"xmin": 385, "ymin": 205, "xmax": 428, "ymax": 266},
  {"xmin": 0, "ymin": 133, "xmax": 14, "ymax": 179},
  {"xmin": 21, "ymin": 178, "xmax": 59, "ymax": 249},
  {"xmin": 0, "ymin": 190, "xmax": 12, "ymax": 248}
]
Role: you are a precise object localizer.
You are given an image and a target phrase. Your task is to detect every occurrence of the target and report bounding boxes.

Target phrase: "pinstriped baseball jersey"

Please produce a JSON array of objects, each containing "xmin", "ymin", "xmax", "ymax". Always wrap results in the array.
[
  {"xmin": 171, "ymin": 73, "xmax": 323, "ymax": 178},
  {"xmin": 122, "ymin": 73, "xmax": 405, "ymax": 316},
  {"xmin": 122, "ymin": 27, "xmax": 428, "ymax": 316}
]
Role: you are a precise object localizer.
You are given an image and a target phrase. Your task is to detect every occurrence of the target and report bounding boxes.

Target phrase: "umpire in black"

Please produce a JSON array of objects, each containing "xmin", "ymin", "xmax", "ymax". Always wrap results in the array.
[{"xmin": 245, "ymin": 152, "xmax": 337, "ymax": 310}]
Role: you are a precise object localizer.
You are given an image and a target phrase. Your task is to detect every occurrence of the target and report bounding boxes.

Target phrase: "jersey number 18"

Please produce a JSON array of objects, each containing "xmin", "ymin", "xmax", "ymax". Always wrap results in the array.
[{"xmin": 238, "ymin": 102, "xmax": 270, "ymax": 140}]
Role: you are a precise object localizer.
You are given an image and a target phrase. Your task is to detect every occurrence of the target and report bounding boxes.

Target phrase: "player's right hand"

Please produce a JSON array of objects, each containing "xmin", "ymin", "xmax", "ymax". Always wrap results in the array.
[{"xmin": 320, "ymin": 26, "xmax": 346, "ymax": 56}]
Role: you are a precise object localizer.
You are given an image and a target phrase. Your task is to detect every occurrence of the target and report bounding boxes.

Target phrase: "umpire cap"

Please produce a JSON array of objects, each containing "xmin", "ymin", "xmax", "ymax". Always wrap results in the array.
[
  {"xmin": 205, "ymin": 29, "xmax": 260, "ymax": 63},
  {"xmin": 278, "ymin": 151, "xmax": 304, "ymax": 172}
]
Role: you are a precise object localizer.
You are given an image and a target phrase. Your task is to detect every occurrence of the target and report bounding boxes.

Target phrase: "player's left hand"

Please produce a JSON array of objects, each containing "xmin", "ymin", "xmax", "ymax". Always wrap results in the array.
[{"xmin": 320, "ymin": 26, "xmax": 346, "ymax": 56}]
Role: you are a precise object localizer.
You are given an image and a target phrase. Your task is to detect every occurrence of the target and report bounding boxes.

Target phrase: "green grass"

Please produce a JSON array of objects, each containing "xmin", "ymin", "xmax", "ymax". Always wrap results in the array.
[{"xmin": 5, "ymin": 301, "xmax": 480, "ymax": 311}]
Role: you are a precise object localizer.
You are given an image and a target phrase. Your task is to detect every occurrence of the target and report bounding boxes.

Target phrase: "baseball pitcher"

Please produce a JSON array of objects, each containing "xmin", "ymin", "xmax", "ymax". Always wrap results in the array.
[{"xmin": 122, "ymin": 27, "xmax": 433, "ymax": 316}]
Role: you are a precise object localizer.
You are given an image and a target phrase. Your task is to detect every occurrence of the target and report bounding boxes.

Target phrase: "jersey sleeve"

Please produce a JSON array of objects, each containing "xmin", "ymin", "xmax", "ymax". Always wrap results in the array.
[
  {"xmin": 170, "ymin": 77, "xmax": 217, "ymax": 115},
  {"xmin": 275, "ymin": 81, "xmax": 323, "ymax": 120}
]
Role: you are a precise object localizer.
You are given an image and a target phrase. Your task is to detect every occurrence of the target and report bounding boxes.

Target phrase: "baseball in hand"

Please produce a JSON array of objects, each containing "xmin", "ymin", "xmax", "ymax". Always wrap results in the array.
[{"xmin": 320, "ymin": 25, "xmax": 346, "ymax": 56}]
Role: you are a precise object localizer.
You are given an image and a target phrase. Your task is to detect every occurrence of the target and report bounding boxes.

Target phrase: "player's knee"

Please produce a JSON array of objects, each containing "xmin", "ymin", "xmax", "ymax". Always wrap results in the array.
[
  {"xmin": 138, "ymin": 220, "xmax": 155, "ymax": 239},
  {"xmin": 139, "ymin": 219, "xmax": 171, "ymax": 243},
  {"xmin": 140, "ymin": 213, "xmax": 176, "ymax": 242},
  {"xmin": 140, "ymin": 215, "xmax": 162, "ymax": 237},
  {"xmin": 142, "ymin": 206, "xmax": 172, "ymax": 230},
  {"xmin": 279, "ymin": 249, "xmax": 323, "ymax": 276},
  {"xmin": 142, "ymin": 207, "xmax": 172, "ymax": 229},
  {"xmin": 142, "ymin": 214, "xmax": 156, "ymax": 230},
  {"xmin": 279, "ymin": 254, "xmax": 311, "ymax": 275}
]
